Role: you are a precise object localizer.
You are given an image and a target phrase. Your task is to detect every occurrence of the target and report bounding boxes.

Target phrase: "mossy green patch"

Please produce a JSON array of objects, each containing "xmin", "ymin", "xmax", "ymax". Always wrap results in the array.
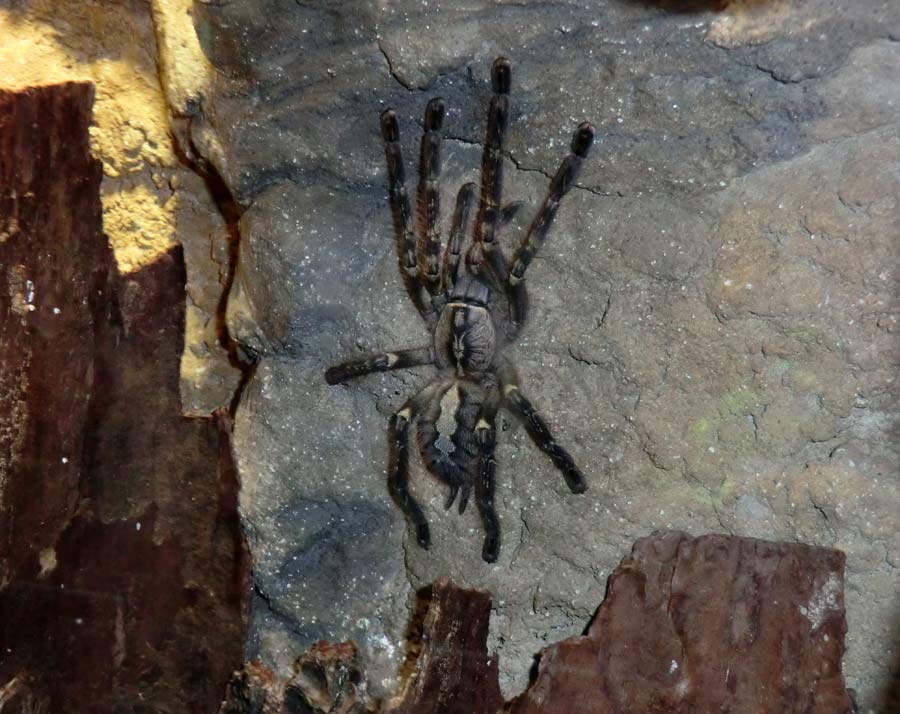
[
  {"xmin": 720, "ymin": 386, "xmax": 760, "ymax": 415},
  {"xmin": 687, "ymin": 416, "xmax": 716, "ymax": 446},
  {"xmin": 787, "ymin": 367, "xmax": 819, "ymax": 392}
]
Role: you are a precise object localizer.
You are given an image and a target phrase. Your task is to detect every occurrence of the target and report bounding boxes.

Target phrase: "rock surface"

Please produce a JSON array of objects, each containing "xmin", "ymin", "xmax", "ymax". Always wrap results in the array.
[
  {"xmin": 0, "ymin": 82, "xmax": 248, "ymax": 713},
  {"xmin": 192, "ymin": 1, "xmax": 900, "ymax": 710}
]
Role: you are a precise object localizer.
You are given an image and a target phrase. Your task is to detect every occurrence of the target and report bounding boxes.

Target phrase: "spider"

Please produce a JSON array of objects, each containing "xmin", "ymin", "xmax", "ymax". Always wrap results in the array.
[{"xmin": 325, "ymin": 57, "xmax": 593, "ymax": 563}]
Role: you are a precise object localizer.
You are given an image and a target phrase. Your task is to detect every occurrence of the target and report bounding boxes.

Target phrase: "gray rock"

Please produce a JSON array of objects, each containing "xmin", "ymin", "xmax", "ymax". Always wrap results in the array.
[{"xmin": 195, "ymin": 1, "xmax": 900, "ymax": 709}]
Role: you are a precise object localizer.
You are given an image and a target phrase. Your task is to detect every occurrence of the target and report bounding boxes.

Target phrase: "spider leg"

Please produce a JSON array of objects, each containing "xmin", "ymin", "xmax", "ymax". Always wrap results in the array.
[
  {"xmin": 441, "ymin": 182, "xmax": 476, "ymax": 292},
  {"xmin": 507, "ymin": 122, "xmax": 594, "ymax": 327},
  {"xmin": 474, "ymin": 392, "xmax": 502, "ymax": 563},
  {"xmin": 417, "ymin": 98, "xmax": 446, "ymax": 295},
  {"xmin": 500, "ymin": 364, "xmax": 587, "ymax": 494},
  {"xmin": 499, "ymin": 201, "xmax": 524, "ymax": 227},
  {"xmin": 325, "ymin": 346, "xmax": 434, "ymax": 385},
  {"xmin": 381, "ymin": 109, "xmax": 435, "ymax": 321},
  {"xmin": 389, "ymin": 382, "xmax": 445, "ymax": 550},
  {"xmin": 468, "ymin": 57, "xmax": 512, "ymax": 285}
]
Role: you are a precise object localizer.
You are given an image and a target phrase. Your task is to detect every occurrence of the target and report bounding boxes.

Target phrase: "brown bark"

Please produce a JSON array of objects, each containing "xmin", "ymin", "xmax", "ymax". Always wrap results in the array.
[
  {"xmin": 507, "ymin": 531, "xmax": 853, "ymax": 714},
  {"xmin": 388, "ymin": 578, "xmax": 504, "ymax": 714},
  {"xmin": 0, "ymin": 82, "xmax": 249, "ymax": 713}
]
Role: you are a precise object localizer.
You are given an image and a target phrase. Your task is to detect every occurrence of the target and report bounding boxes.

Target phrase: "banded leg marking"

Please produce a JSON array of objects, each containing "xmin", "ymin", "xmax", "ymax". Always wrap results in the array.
[
  {"xmin": 389, "ymin": 409, "xmax": 430, "ymax": 549},
  {"xmin": 441, "ymin": 182, "xmax": 476, "ymax": 291},
  {"xmin": 388, "ymin": 382, "xmax": 445, "ymax": 550},
  {"xmin": 503, "ymin": 382, "xmax": 587, "ymax": 494},
  {"xmin": 418, "ymin": 97, "xmax": 445, "ymax": 294},
  {"xmin": 475, "ymin": 394, "xmax": 502, "ymax": 563},
  {"xmin": 325, "ymin": 346, "xmax": 434, "ymax": 385},
  {"xmin": 381, "ymin": 109, "xmax": 433, "ymax": 319},
  {"xmin": 470, "ymin": 57, "xmax": 511, "ymax": 282},
  {"xmin": 508, "ymin": 122, "xmax": 595, "ymax": 326}
]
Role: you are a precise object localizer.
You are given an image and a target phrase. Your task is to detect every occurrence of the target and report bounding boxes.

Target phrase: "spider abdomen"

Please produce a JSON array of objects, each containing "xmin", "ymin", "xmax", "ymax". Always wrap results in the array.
[{"xmin": 418, "ymin": 381, "xmax": 483, "ymax": 504}]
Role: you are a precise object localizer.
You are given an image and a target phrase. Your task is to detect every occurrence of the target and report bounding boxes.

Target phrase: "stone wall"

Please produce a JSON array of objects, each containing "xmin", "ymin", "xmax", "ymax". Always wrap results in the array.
[{"xmin": 193, "ymin": 1, "xmax": 900, "ymax": 710}]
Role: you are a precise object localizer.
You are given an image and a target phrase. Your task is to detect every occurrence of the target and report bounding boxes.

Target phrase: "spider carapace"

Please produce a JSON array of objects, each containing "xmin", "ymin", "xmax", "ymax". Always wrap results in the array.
[{"xmin": 326, "ymin": 57, "xmax": 594, "ymax": 562}]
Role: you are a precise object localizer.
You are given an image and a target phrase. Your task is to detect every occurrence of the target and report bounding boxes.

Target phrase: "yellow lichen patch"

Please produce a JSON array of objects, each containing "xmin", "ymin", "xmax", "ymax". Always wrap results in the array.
[
  {"xmin": 149, "ymin": 0, "xmax": 214, "ymax": 117},
  {"xmin": 0, "ymin": 1, "xmax": 237, "ymax": 412},
  {"xmin": 0, "ymin": 347, "xmax": 30, "ymax": 507},
  {"xmin": 6, "ymin": 265, "xmax": 31, "ymax": 318},
  {"xmin": 38, "ymin": 547, "xmax": 57, "ymax": 578},
  {"xmin": 102, "ymin": 180, "xmax": 177, "ymax": 274},
  {"xmin": 0, "ymin": 0, "xmax": 179, "ymax": 272},
  {"xmin": 707, "ymin": 0, "xmax": 812, "ymax": 49}
]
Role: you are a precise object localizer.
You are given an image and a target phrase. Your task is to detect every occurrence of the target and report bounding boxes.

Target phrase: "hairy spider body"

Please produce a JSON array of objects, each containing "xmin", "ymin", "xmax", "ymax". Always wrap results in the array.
[
  {"xmin": 434, "ymin": 276, "xmax": 495, "ymax": 373},
  {"xmin": 325, "ymin": 57, "xmax": 593, "ymax": 562}
]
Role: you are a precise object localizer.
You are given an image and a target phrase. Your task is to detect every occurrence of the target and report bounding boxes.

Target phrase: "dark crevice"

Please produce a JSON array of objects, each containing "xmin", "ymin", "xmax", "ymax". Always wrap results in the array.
[
  {"xmin": 252, "ymin": 581, "xmax": 307, "ymax": 639},
  {"xmin": 172, "ymin": 122, "xmax": 259, "ymax": 419},
  {"xmin": 443, "ymin": 134, "xmax": 623, "ymax": 198},
  {"xmin": 752, "ymin": 63, "xmax": 817, "ymax": 85},
  {"xmin": 596, "ymin": 294, "xmax": 612, "ymax": 329},
  {"xmin": 377, "ymin": 40, "xmax": 416, "ymax": 92}
]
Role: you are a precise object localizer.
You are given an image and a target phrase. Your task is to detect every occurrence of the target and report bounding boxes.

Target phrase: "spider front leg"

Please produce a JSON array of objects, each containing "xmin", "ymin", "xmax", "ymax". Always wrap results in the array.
[
  {"xmin": 468, "ymin": 57, "xmax": 512, "ymax": 285},
  {"xmin": 441, "ymin": 182, "xmax": 476, "ymax": 291},
  {"xmin": 417, "ymin": 97, "xmax": 446, "ymax": 295},
  {"xmin": 325, "ymin": 346, "xmax": 434, "ymax": 385},
  {"xmin": 381, "ymin": 109, "xmax": 434, "ymax": 320},
  {"xmin": 500, "ymin": 366, "xmax": 587, "ymax": 494},
  {"xmin": 507, "ymin": 122, "xmax": 594, "ymax": 327}
]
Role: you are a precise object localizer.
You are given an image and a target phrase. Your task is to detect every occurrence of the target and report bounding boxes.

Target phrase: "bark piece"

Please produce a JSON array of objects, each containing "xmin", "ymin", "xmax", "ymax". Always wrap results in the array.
[
  {"xmin": 284, "ymin": 641, "xmax": 371, "ymax": 714},
  {"xmin": 218, "ymin": 661, "xmax": 284, "ymax": 714},
  {"xmin": 388, "ymin": 577, "xmax": 503, "ymax": 714},
  {"xmin": 219, "ymin": 643, "xmax": 373, "ymax": 714},
  {"xmin": 0, "ymin": 82, "xmax": 249, "ymax": 713},
  {"xmin": 507, "ymin": 530, "xmax": 853, "ymax": 714}
]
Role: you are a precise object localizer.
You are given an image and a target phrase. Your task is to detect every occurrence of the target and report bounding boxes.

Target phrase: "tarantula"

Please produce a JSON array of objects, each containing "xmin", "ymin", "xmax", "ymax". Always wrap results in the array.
[{"xmin": 325, "ymin": 57, "xmax": 593, "ymax": 563}]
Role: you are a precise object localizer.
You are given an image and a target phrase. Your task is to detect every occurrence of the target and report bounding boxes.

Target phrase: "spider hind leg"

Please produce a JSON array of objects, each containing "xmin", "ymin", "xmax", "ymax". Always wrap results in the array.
[
  {"xmin": 389, "ymin": 408, "xmax": 430, "ymax": 549},
  {"xmin": 389, "ymin": 381, "xmax": 448, "ymax": 549},
  {"xmin": 503, "ymin": 378, "xmax": 587, "ymax": 494},
  {"xmin": 475, "ymin": 394, "xmax": 502, "ymax": 563}
]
